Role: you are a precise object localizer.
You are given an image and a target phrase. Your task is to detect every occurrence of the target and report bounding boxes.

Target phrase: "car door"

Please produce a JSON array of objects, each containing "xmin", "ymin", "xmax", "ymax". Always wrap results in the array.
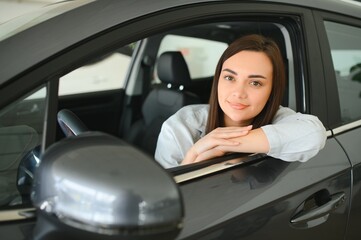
[
  {"xmin": 313, "ymin": 10, "xmax": 361, "ymax": 240},
  {"xmin": 174, "ymin": 148, "xmax": 350, "ymax": 239}
]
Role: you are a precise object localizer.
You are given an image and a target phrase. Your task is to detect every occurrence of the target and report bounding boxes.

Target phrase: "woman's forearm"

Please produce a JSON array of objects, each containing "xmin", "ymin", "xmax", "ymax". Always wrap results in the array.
[{"xmin": 216, "ymin": 128, "xmax": 270, "ymax": 154}]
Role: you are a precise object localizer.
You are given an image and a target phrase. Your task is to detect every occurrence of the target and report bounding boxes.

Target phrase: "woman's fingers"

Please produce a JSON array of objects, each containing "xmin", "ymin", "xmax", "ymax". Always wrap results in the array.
[
  {"xmin": 182, "ymin": 138, "xmax": 237, "ymax": 165},
  {"xmin": 211, "ymin": 125, "xmax": 252, "ymax": 138},
  {"xmin": 182, "ymin": 126, "xmax": 254, "ymax": 165},
  {"xmin": 181, "ymin": 146, "xmax": 199, "ymax": 165},
  {"xmin": 194, "ymin": 148, "xmax": 225, "ymax": 162},
  {"xmin": 214, "ymin": 144, "xmax": 244, "ymax": 153},
  {"xmin": 193, "ymin": 137, "xmax": 238, "ymax": 154},
  {"xmin": 192, "ymin": 126, "xmax": 253, "ymax": 154}
]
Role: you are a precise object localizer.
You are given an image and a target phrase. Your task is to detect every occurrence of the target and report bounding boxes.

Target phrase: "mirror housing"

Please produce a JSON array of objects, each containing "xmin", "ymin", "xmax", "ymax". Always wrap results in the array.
[{"xmin": 32, "ymin": 132, "xmax": 183, "ymax": 240}]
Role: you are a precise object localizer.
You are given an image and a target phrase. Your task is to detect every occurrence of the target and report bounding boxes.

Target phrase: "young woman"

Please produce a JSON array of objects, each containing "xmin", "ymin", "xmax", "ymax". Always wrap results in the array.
[{"xmin": 155, "ymin": 34, "xmax": 326, "ymax": 168}]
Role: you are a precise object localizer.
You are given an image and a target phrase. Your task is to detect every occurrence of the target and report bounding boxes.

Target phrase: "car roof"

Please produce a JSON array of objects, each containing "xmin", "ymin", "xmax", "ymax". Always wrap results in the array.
[{"xmin": 0, "ymin": 0, "xmax": 360, "ymax": 87}]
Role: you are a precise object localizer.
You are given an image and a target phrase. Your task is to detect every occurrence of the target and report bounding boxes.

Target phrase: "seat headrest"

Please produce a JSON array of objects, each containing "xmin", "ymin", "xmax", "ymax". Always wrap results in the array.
[{"xmin": 157, "ymin": 51, "xmax": 191, "ymax": 88}]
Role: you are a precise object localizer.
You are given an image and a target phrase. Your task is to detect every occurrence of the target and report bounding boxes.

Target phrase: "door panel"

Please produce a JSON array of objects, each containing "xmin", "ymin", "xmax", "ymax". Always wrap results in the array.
[{"xmin": 177, "ymin": 138, "xmax": 350, "ymax": 239}]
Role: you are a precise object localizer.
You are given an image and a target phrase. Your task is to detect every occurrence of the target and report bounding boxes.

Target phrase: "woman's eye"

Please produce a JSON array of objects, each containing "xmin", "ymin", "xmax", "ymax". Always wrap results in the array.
[
  {"xmin": 224, "ymin": 75, "xmax": 234, "ymax": 81},
  {"xmin": 250, "ymin": 81, "xmax": 262, "ymax": 87}
]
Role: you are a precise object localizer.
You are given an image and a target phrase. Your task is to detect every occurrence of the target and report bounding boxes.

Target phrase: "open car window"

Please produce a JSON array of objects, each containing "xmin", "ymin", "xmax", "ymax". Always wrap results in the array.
[{"xmin": 146, "ymin": 20, "xmax": 297, "ymax": 180}]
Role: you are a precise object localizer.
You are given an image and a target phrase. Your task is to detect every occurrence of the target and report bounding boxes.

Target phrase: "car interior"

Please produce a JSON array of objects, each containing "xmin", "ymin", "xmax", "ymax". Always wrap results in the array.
[
  {"xmin": 123, "ymin": 51, "xmax": 202, "ymax": 155},
  {"xmin": 119, "ymin": 21, "xmax": 294, "ymax": 155}
]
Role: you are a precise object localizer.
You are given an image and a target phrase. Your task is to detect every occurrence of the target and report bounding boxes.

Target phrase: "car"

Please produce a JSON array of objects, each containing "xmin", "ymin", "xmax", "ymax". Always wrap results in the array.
[{"xmin": 0, "ymin": 0, "xmax": 360, "ymax": 239}]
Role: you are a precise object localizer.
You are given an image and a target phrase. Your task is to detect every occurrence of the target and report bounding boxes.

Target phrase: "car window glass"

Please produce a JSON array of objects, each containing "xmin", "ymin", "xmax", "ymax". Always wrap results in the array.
[
  {"xmin": 59, "ymin": 44, "xmax": 135, "ymax": 96},
  {"xmin": 324, "ymin": 21, "xmax": 361, "ymax": 123},
  {"xmin": 155, "ymin": 35, "xmax": 228, "ymax": 80},
  {"xmin": 0, "ymin": 86, "xmax": 46, "ymax": 208}
]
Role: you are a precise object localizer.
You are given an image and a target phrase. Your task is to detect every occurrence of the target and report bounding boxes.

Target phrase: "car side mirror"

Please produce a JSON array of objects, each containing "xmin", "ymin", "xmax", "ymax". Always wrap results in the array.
[{"xmin": 31, "ymin": 132, "xmax": 183, "ymax": 240}]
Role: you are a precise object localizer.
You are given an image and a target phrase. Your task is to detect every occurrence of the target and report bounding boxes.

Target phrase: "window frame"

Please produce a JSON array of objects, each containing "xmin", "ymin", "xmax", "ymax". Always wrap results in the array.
[
  {"xmin": 147, "ymin": 21, "xmax": 313, "ymax": 178},
  {"xmin": 313, "ymin": 10, "xmax": 361, "ymax": 130}
]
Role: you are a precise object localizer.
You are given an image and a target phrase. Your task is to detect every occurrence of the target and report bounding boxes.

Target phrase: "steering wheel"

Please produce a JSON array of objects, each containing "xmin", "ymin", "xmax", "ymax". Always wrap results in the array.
[{"xmin": 57, "ymin": 109, "xmax": 88, "ymax": 137}]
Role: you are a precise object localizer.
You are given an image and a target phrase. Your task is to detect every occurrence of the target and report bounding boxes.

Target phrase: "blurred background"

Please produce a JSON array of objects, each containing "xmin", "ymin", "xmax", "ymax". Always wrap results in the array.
[{"xmin": 0, "ymin": 0, "xmax": 61, "ymax": 23}]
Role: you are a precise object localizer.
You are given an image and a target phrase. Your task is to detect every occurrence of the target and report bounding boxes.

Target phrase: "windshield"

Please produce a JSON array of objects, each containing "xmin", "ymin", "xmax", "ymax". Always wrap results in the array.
[{"xmin": 0, "ymin": 0, "xmax": 93, "ymax": 41}]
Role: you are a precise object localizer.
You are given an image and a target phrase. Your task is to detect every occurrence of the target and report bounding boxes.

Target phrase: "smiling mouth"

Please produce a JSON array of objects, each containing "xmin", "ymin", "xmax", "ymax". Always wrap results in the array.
[{"xmin": 228, "ymin": 102, "xmax": 249, "ymax": 110}]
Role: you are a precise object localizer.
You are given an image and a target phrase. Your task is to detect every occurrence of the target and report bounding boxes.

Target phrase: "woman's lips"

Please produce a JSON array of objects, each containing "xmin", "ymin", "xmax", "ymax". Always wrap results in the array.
[{"xmin": 228, "ymin": 101, "xmax": 249, "ymax": 110}]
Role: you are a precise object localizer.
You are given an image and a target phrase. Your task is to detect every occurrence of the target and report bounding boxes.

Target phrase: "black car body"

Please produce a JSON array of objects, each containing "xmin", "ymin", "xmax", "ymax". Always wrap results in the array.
[{"xmin": 0, "ymin": 0, "xmax": 361, "ymax": 239}]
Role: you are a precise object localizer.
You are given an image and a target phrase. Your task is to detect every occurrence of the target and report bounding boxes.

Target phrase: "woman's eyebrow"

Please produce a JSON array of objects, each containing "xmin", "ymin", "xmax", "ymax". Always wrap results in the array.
[
  {"xmin": 248, "ymin": 74, "xmax": 266, "ymax": 79},
  {"xmin": 222, "ymin": 68, "xmax": 237, "ymax": 75},
  {"xmin": 222, "ymin": 69, "xmax": 267, "ymax": 79}
]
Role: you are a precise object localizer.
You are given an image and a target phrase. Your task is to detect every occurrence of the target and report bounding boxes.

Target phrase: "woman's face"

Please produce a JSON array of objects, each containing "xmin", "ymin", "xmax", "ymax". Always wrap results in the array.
[{"xmin": 218, "ymin": 50, "xmax": 273, "ymax": 127}]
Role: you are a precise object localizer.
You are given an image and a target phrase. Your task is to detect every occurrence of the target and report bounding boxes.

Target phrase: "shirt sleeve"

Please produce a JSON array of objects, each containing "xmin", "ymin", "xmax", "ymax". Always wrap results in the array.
[
  {"xmin": 261, "ymin": 106, "xmax": 327, "ymax": 162},
  {"xmin": 154, "ymin": 118, "xmax": 185, "ymax": 168},
  {"xmin": 154, "ymin": 105, "xmax": 205, "ymax": 168}
]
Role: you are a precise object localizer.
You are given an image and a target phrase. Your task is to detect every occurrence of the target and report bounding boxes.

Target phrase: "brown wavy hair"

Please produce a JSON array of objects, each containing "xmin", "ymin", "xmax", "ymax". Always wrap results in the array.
[{"xmin": 205, "ymin": 34, "xmax": 286, "ymax": 133}]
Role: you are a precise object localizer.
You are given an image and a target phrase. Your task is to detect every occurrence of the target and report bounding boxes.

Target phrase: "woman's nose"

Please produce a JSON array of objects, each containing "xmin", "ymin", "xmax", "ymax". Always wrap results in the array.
[{"xmin": 233, "ymin": 84, "xmax": 247, "ymax": 99}]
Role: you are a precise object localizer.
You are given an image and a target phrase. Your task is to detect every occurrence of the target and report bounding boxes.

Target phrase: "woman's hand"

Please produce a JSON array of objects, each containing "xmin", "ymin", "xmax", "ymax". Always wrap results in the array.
[
  {"xmin": 181, "ymin": 125, "xmax": 252, "ymax": 165},
  {"xmin": 181, "ymin": 127, "xmax": 270, "ymax": 165}
]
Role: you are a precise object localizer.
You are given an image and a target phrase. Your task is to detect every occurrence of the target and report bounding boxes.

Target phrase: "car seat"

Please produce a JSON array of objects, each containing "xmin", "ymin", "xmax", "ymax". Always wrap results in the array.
[{"xmin": 125, "ymin": 51, "xmax": 201, "ymax": 156}]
